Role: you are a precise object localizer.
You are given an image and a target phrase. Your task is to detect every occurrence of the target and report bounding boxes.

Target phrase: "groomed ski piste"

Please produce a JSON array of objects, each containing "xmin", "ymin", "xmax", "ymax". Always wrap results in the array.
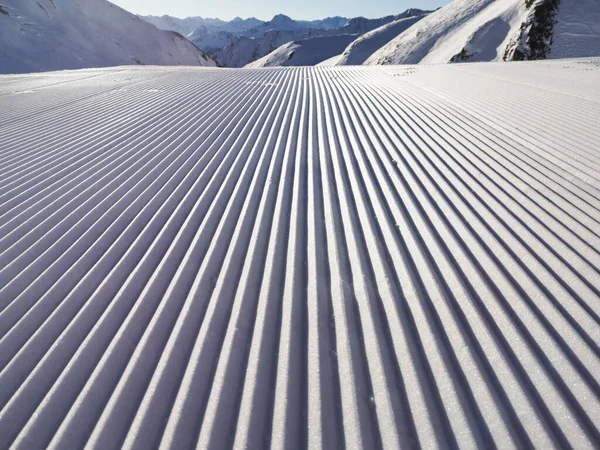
[{"xmin": 0, "ymin": 59, "xmax": 599, "ymax": 449}]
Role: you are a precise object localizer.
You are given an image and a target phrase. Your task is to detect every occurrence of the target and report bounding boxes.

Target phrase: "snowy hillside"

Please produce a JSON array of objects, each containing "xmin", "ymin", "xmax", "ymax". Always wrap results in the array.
[
  {"xmin": 366, "ymin": 0, "xmax": 525, "ymax": 64},
  {"xmin": 335, "ymin": 14, "xmax": 427, "ymax": 65},
  {"xmin": 366, "ymin": 0, "xmax": 600, "ymax": 65},
  {"xmin": 245, "ymin": 34, "xmax": 358, "ymax": 68},
  {"xmin": 0, "ymin": 59, "xmax": 599, "ymax": 449},
  {"xmin": 0, "ymin": 0, "xmax": 216, "ymax": 74}
]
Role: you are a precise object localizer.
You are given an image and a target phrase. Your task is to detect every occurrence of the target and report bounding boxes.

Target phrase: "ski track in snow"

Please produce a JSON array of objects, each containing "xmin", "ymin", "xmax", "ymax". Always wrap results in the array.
[{"xmin": 0, "ymin": 60, "xmax": 599, "ymax": 449}]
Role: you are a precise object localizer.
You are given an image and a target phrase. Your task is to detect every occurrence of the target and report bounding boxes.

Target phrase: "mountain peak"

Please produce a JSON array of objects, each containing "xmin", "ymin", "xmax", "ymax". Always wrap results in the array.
[{"xmin": 269, "ymin": 14, "xmax": 294, "ymax": 24}]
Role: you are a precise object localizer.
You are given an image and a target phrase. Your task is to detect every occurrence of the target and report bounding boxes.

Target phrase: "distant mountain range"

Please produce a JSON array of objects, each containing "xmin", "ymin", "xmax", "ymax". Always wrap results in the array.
[
  {"xmin": 247, "ymin": 13, "xmax": 429, "ymax": 68},
  {"xmin": 141, "ymin": 14, "xmax": 349, "ymax": 57},
  {"xmin": 142, "ymin": 10, "xmax": 431, "ymax": 67}
]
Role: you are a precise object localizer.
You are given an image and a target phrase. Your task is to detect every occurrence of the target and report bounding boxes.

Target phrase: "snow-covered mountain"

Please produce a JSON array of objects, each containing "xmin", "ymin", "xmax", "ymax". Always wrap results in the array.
[
  {"xmin": 142, "ymin": 16, "xmax": 265, "ymax": 37},
  {"xmin": 142, "ymin": 15, "xmax": 265, "ymax": 47},
  {"xmin": 0, "ymin": 0, "xmax": 216, "ymax": 74},
  {"xmin": 215, "ymin": 30, "xmax": 303, "ymax": 68},
  {"xmin": 138, "ymin": 10, "xmax": 440, "ymax": 68},
  {"xmin": 298, "ymin": 16, "xmax": 349, "ymax": 30},
  {"xmin": 239, "ymin": 9, "xmax": 432, "ymax": 69},
  {"xmin": 366, "ymin": 0, "xmax": 600, "ymax": 65},
  {"xmin": 241, "ymin": 14, "xmax": 349, "ymax": 35},
  {"xmin": 188, "ymin": 25, "xmax": 258, "ymax": 55},
  {"xmin": 335, "ymin": 14, "xmax": 428, "ymax": 65},
  {"xmin": 260, "ymin": 14, "xmax": 312, "ymax": 33},
  {"xmin": 246, "ymin": 34, "xmax": 359, "ymax": 68},
  {"xmin": 214, "ymin": 12, "xmax": 422, "ymax": 67},
  {"xmin": 138, "ymin": 16, "xmax": 217, "ymax": 37},
  {"xmin": 141, "ymin": 14, "xmax": 349, "ymax": 57},
  {"xmin": 332, "ymin": 10, "xmax": 426, "ymax": 36}
]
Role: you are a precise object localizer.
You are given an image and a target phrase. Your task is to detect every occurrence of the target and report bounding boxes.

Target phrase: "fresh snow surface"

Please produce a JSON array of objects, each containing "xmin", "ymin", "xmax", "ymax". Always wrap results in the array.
[
  {"xmin": 245, "ymin": 34, "xmax": 359, "ymax": 68},
  {"xmin": 0, "ymin": 59, "xmax": 600, "ymax": 449},
  {"xmin": 0, "ymin": 0, "xmax": 216, "ymax": 75},
  {"xmin": 336, "ymin": 15, "xmax": 427, "ymax": 65}
]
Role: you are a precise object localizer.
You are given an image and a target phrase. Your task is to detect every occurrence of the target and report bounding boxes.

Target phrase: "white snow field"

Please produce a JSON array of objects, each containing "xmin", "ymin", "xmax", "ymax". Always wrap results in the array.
[{"xmin": 0, "ymin": 59, "xmax": 600, "ymax": 449}]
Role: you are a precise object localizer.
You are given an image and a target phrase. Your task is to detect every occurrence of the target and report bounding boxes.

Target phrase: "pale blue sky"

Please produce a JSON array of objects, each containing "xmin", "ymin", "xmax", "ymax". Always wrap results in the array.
[{"xmin": 111, "ymin": 0, "xmax": 449, "ymax": 21}]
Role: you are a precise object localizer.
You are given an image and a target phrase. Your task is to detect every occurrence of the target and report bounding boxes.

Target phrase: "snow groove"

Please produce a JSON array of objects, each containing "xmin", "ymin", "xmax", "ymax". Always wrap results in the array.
[{"xmin": 0, "ymin": 60, "xmax": 599, "ymax": 450}]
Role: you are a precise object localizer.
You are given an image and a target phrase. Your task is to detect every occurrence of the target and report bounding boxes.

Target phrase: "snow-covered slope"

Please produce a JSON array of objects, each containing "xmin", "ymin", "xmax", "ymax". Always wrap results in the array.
[
  {"xmin": 245, "ymin": 34, "xmax": 358, "ymax": 68},
  {"xmin": 0, "ymin": 0, "xmax": 216, "ymax": 74},
  {"xmin": 0, "ymin": 59, "xmax": 599, "ymax": 449},
  {"xmin": 336, "ymin": 15, "xmax": 427, "ymax": 65},
  {"xmin": 366, "ymin": 0, "xmax": 527, "ymax": 64},
  {"xmin": 366, "ymin": 0, "xmax": 600, "ymax": 65}
]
